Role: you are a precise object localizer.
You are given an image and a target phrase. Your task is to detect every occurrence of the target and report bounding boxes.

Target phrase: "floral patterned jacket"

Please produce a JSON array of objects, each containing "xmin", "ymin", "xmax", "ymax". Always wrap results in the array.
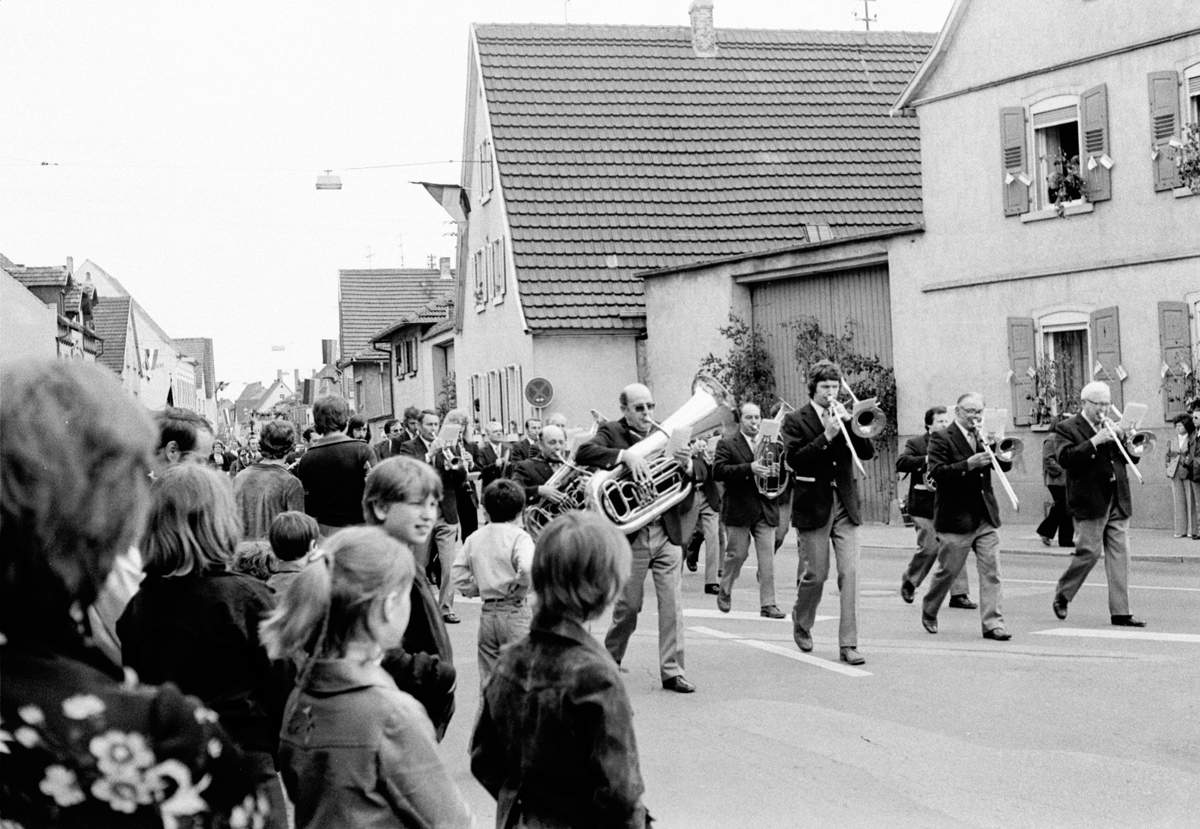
[{"xmin": 0, "ymin": 630, "xmax": 270, "ymax": 829}]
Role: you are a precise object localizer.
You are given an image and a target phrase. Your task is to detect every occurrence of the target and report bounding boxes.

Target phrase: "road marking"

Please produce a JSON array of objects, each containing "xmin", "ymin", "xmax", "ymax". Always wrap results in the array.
[
  {"xmin": 683, "ymin": 609, "xmax": 836, "ymax": 623},
  {"xmin": 689, "ymin": 626, "xmax": 872, "ymax": 677},
  {"xmin": 1004, "ymin": 578, "xmax": 1200, "ymax": 593},
  {"xmin": 1033, "ymin": 628, "xmax": 1200, "ymax": 644}
]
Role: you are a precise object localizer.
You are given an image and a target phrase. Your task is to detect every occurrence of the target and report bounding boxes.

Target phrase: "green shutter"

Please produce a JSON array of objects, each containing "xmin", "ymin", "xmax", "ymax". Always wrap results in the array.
[
  {"xmin": 1160, "ymin": 301, "xmax": 1193, "ymax": 419},
  {"xmin": 1080, "ymin": 84, "xmax": 1112, "ymax": 203},
  {"xmin": 1008, "ymin": 317, "xmax": 1036, "ymax": 425}
]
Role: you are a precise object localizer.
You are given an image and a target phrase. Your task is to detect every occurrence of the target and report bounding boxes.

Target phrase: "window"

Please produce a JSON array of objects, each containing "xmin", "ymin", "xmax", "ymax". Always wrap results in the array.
[
  {"xmin": 505, "ymin": 364, "xmax": 524, "ymax": 428},
  {"xmin": 488, "ymin": 370, "xmax": 502, "ymax": 426},
  {"xmin": 1039, "ymin": 311, "xmax": 1090, "ymax": 414},
  {"xmin": 491, "ymin": 238, "xmax": 506, "ymax": 300},
  {"xmin": 473, "ymin": 248, "xmax": 486, "ymax": 306},
  {"xmin": 394, "ymin": 338, "xmax": 417, "ymax": 376},
  {"xmin": 1187, "ymin": 63, "xmax": 1200, "ymax": 124},
  {"xmin": 1001, "ymin": 85, "xmax": 1111, "ymax": 218},
  {"xmin": 1031, "ymin": 97, "xmax": 1081, "ymax": 211},
  {"xmin": 355, "ymin": 379, "xmax": 364, "ymax": 411}
]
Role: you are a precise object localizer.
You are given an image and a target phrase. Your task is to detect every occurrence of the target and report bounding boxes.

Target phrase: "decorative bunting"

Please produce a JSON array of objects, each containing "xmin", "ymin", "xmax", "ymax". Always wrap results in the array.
[
  {"xmin": 1087, "ymin": 155, "xmax": 1098, "ymax": 171},
  {"xmin": 1115, "ymin": 364, "xmax": 1128, "ymax": 381},
  {"xmin": 1017, "ymin": 172, "xmax": 1032, "ymax": 186},
  {"xmin": 1005, "ymin": 172, "xmax": 1015, "ymax": 185},
  {"xmin": 1162, "ymin": 361, "xmax": 1171, "ymax": 378},
  {"xmin": 1025, "ymin": 365, "xmax": 1037, "ymax": 379},
  {"xmin": 1006, "ymin": 369, "xmax": 1015, "ymax": 383},
  {"xmin": 1100, "ymin": 154, "xmax": 1113, "ymax": 169},
  {"xmin": 1151, "ymin": 147, "xmax": 1160, "ymax": 161},
  {"xmin": 1093, "ymin": 360, "xmax": 1104, "ymax": 376}
]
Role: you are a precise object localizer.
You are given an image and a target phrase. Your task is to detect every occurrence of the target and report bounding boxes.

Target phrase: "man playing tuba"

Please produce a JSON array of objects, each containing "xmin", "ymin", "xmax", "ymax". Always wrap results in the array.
[{"xmin": 574, "ymin": 383, "xmax": 709, "ymax": 694}]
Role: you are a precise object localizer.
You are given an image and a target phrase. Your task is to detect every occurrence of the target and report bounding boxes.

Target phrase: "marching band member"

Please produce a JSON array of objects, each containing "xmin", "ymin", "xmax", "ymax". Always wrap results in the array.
[
  {"xmin": 509, "ymin": 418, "xmax": 543, "ymax": 465},
  {"xmin": 783, "ymin": 361, "xmax": 874, "ymax": 665},
  {"xmin": 513, "ymin": 425, "xmax": 570, "ymax": 506},
  {"xmin": 1051, "ymin": 382, "xmax": 1146, "ymax": 627},
  {"xmin": 713, "ymin": 402, "xmax": 783, "ymax": 618},
  {"xmin": 574, "ymin": 383, "xmax": 707, "ymax": 694},
  {"xmin": 474, "ymin": 420, "xmax": 511, "ymax": 490},
  {"xmin": 920, "ymin": 392, "xmax": 1011, "ymax": 640},
  {"xmin": 897, "ymin": 406, "xmax": 975, "ymax": 609}
]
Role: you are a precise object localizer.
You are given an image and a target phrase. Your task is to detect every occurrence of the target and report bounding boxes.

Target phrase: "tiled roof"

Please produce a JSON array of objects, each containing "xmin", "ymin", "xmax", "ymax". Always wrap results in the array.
[
  {"xmin": 473, "ymin": 24, "xmax": 935, "ymax": 331},
  {"xmin": 174, "ymin": 337, "xmax": 217, "ymax": 398},
  {"xmin": 234, "ymin": 382, "xmax": 265, "ymax": 411},
  {"xmin": 338, "ymin": 269, "xmax": 456, "ymax": 361},
  {"xmin": 369, "ymin": 295, "xmax": 455, "ymax": 344},
  {"xmin": 5, "ymin": 264, "xmax": 70, "ymax": 289},
  {"xmin": 423, "ymin": 317, "xmax": 455, "ymax": 341},
  {"xmin": 92, "ymin": 296, "xmax": 132, "ymax": 374}
]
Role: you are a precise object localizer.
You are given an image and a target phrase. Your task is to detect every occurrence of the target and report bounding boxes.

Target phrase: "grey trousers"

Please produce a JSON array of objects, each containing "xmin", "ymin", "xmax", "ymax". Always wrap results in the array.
[
  {"xmin": 1170, "ymin": 476, "xmax": 1194, "ymax": 537},
  {"xmin": 695, "ymin": 499, "xmax": 722, "ymax": 584},
  {"xmin": 477, "ymin": 599, "xmax": 532, "ymax": 688},
  {"xmin": 415, "ymin": 518, "xmax": 459, "ymax": 613},
  {"xmin": 923, "ymin": 522, "xmax": 1005, "ymax": 632},
  {"xmin": 1055, "ymin": 501, "xmax": 1131, "ymax": 616},
  {"xmin": 903, "ymin": 515, "xmax": 969, "ymax": 596},
  {"xmin": 605, "ymin": 520, "xmax": 685, "ymax": 681},
  {"xmin": 720, "ymin": 519, "xmax": 778, "ymax": 607},
  {"xmin": 793, "ymin": 492, "xmax": 859, "ymax": 648}
]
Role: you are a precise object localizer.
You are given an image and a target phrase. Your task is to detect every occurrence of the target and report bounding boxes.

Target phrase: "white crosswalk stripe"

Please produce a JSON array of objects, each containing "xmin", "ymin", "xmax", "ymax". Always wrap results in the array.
[{"xmin": 689, "ymin": 625, "xmax": 872, "ymax": 677}]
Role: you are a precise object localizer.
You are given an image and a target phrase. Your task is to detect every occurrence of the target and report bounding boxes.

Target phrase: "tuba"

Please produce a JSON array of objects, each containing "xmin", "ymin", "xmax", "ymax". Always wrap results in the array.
[
  {"xmin": 585, "ymin": 375, "xmax": 733, "ymax": 535},
  {"xmin": 523, "ymin": 453, "xmax": 593, "ymax": 541},
  {"xmin": 754, "ymin": 398, "xmax": 794, "ymax": 499}
]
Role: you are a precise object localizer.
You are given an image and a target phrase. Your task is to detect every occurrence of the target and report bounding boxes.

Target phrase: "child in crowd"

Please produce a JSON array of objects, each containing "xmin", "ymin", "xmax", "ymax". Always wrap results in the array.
[
  {"xmin": 260, "ymin": 527, "xmax": 474, "ymax": 829},
  {"xmin": 232, "ymin": 540, "xmax": 277, "ymax": 582},
  {"xmin": 470, "ymin": 512, "xmax": 650, "ymax": 828},
  {"xmin": 117, "ymin": 464, "xmax": 287, "ymax": 827},
  {"xmin": 450, "ymin": 479, "xmax": 534, "ymax": 686},
  {"xmin": 268, "ymin": 510, "xmax": 319, "ymax": 595},
  {"xmin": 363, "ymin": 456, "xmax": 458, "ymax": 740}
]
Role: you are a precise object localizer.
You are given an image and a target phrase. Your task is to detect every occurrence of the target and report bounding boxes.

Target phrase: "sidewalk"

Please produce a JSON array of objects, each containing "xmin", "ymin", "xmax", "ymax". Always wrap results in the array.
[{"xmin": 856, "ymin": 522, "xmax": 1200, "ymax": 564}]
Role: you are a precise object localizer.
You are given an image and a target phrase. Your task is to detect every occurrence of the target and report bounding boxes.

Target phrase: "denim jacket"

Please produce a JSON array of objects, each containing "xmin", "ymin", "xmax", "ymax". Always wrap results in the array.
[
  {"xmin": 470, "ymin": 618, "xmax": 648, "ymax": 829},
  {"xmin": 280, "ymin": 655, "xmax": 474, "ymax": 829}
]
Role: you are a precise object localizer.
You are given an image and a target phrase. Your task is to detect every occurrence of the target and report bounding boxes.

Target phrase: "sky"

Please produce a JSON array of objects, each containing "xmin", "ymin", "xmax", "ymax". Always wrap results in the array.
[{"xmin": 1, "ymin": 0, "xmax": 954, "ymax": 400}]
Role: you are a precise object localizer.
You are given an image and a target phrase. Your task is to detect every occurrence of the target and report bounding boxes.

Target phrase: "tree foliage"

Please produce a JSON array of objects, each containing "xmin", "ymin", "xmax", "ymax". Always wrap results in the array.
[{"xmin": 698, "ymin": 312, "xmax": 777, "ymax": 412}]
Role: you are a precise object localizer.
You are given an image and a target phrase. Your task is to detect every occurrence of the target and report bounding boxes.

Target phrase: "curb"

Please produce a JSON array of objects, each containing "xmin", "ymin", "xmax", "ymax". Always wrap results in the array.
[{"xmin": 859, "ymin": 542, "xmax": 1200, "ymax": 565}]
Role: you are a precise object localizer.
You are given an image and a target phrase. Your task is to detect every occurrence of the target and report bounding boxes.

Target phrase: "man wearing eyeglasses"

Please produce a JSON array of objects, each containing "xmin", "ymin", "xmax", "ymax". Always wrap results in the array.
[
  {"xmin": 1050, "ymin": 381, "xmax": 1146, "ymax": 627},
  {"xmin": 575, "ymin": 383, "xmax": 707, "ymax": 693},
  {"xmin": 920, "ymin": 392, "xmax": 1012, "ymax": 641}
]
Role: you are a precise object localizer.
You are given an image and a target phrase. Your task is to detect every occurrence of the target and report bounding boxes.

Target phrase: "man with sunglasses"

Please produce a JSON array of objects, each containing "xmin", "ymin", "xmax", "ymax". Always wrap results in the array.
[
  {"xmin": 575, "ymin": 383, "xmax": 708, "ymax": 693},
  {"xmin": 920, "ymin": 392, "xmax": 1012, "ymax": 641},
  {"xmin": 1050, "ymin": 381, "xmax": 1146, "ymax": 627}
]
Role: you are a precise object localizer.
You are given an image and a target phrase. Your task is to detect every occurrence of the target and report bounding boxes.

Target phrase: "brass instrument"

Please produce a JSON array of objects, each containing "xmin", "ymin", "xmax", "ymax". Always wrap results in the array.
[
  {"xmin": 975, "ymin": 409, "xmax": 1021, "ymax": 510},
  {"xmin": 523, "ymin": 452, "xmax": 593, "ymax": 541},
  {"xmin": 839, "ymin": 378, "xmax": 886, "ymax": 439},
  {"xmin": 1102, "ymin": 404, "xmax": 1154, "ymax": 485},
  {"xmin": 584, "ymin": 375, "xmax": 733, "ymax": 535},
  {"xmin": 754, "ymin": 398, "xmax": 794, "ymax": 499}
]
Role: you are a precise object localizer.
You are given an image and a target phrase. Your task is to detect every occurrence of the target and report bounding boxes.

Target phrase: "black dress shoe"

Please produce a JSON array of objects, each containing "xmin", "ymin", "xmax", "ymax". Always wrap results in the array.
[
  {"xmin": 717, "ymin": 590, "xmax": 731, "ymax": 614},
  {"xmin": 921, "ymin": 612, "xmax": 938, "ymax": 634},
  {"xmin": 662, "ymin": 676, "xmax": 696, "ymax": 693},
  {"xmin": 982, "ymin": 627, "xmax": 1011, "ymax": 641},
  {"xmin": 703, "ymin": 583, "xmax": 720, "ymax": 595},
  {"xmin": 760, "ymin": 605, "xmax": 785, "ymax": 619},
  {"xmin": 1052, "ymin": 597, "xmax": 1068, "ymax": 620},
  {"xmin": 686, "ymin": 558, "xmax": 698, "ymax": 572},
  {"xmin": 949, "ymin": 595, "xmax": 978, "ymax": 610},
  {"xmin": 793, "ymin": 624, "xmax": 813, "ymax": 652},
  {"xmin": 900, "ymin": 579, "xmax": 915, "ymax": 604},
  {"xmin": 442, "ymin": 612, "xmax": 461, "ymax": 624},
  {"xmin": 839, "ymin": 647, "xmax": 865, "ymax": 665},
  {"xmin": 1111, "ymin": 615, "xmax": 1147, "ymax": 627}
]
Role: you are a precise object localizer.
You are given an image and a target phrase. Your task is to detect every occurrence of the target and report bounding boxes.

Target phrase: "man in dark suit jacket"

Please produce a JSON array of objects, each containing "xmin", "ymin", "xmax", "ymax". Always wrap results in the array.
[
  {"xmin": 473, "ymin": 420, "xmax": 511, "ymax": 491},
  {"xmin": 574, "ymin": 383, "xmax": 710, "ymax": 694},
  {"xmin": 512, "ymin": 425, "xmax": 569, "ymax": 504},
  {"xmin": 1051, "ymin": 381, "xmax": 1145, "ymax": 626},
  {"xmin": 713, "ymin": 402, "xmax": 783, "ymax": 618},
  {"xmin": 782, "ymin": 361, "xmax": 875, "ymax": 665},
  {"xmin": 399, "ymin": 408, "xmax": 469, "ymax": 624},
  {"xmin": 898, "ymin": 406, "xmax": 973, "ymax": 607},
  {"xmin": 507, "ymin": 418, "xmax": 542, "ymax": 465},
  {"xmin": 920, "ymin": 392, "xmax": 1011, "ymax": 640},
  {"xmin": 373, "ymin": 419, "xmax": 402, "ymax": 461}
]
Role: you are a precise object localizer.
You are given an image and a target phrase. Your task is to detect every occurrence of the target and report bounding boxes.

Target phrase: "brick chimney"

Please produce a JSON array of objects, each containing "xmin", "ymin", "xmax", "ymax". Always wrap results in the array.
[
  {"xmin": 65, "ymin": 256, "xmax": 73, "ymax": 274},
  {"xmin": 689, "ymin": 0, "xmax": 717, "ymax": 58}
]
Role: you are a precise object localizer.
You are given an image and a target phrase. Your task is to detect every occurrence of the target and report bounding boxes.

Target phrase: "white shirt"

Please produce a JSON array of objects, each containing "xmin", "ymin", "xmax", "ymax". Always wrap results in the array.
[{"xmin": 450, "ymin": 522, "xmax": 534, "ymax": 601}]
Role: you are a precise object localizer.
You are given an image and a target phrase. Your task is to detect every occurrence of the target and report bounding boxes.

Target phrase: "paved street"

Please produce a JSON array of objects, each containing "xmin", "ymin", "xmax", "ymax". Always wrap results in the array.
[{"xmin": 437, "ymin": 530, "xmax": 1200, "ymax": 829}]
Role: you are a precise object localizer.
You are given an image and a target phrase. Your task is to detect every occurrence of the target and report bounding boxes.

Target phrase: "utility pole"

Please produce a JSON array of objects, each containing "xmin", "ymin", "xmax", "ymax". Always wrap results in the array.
[{"xmin": 854, "ymin": 0, "xmax": 876, "ymax": 31}]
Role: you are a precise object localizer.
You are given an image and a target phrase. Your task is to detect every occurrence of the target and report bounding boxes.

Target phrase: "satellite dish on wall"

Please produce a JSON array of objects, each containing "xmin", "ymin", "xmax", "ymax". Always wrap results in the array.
[{"xmin": 524, "ymin": 377, "xmax": 554, "ymax": 408}]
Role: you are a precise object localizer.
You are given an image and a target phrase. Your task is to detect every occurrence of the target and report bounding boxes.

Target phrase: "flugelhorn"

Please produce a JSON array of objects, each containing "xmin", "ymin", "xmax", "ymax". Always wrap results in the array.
[
  {"xmin": 754, "ymin": 398, "xmax": 794, "ymax": 499},
  {"xmin": 839, "ymin": 378, "xmax": 886, "ymax": 440}
]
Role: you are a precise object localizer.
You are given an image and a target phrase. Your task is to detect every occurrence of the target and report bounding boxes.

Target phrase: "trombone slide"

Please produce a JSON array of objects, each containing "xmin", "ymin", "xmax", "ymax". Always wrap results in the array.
[
  {"xmin": 830, "ymin": 399, "xmax": 866, "ymax": 477},
  {"xmin": 981, "ymin": 441, "xmax": 1020, "ymax": 511}
]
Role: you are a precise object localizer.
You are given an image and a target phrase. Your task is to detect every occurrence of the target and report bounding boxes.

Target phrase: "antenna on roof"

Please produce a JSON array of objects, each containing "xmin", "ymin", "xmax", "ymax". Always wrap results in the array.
[
  {"xmin": 563, "ymin": 0, "xmax": 570, "ymax": 24},
  {"xmin": 854, "ymin": 0, "xmax": 876, "ymax": 30}
]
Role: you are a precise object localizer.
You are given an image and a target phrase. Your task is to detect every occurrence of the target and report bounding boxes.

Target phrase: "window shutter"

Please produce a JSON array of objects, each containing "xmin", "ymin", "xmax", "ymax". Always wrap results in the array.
[
  {"xmin": 1007, "ymin": 317, "xmax": 1036, "ymax": 425},
  {"xmin": 497, "ymin": 238, "xmax": 506, "ymax": 297},
  {"xmin": 1000, "ymin": 107, "xmax": 1030, "ymax": 216},
  {"xmin": 1148, "ymin": 71, "xmax": 1182, "ymax": 192},
  {"xmin": 1090, "ymin": 306, "xmax": 1123, "ymax": 411},
  {"xmin": 1080, "ymin": 84, "xmax": 1112, "ymax": 202},
  {"xmin": 1159, "ymin": 301, "xmax": 1193, "ymax": 419}
]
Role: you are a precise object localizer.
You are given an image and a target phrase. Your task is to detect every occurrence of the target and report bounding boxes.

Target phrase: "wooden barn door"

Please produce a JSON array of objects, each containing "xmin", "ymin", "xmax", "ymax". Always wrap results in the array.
[{"xmin": 750, "ymin": 264, "xmax": 897, "ymax": 523}]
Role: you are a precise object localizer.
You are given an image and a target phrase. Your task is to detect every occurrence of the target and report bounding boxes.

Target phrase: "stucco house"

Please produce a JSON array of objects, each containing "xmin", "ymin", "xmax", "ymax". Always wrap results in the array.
[
  {"xmin": 337, "ymin": 266, "xmax": 455, "ymax": 429},
  {"xmin": 455, "ymin": 7, "xmax": 936, "ymax": 452},
  {"xmin": 369, "ymin": 295, "xmax": 457, "ymax": 419},
  {"xmin": 887, "ymin": 0, "xmax": 1200, "ymax": 528},
  {"xmin": 2, "ymin": 254, "xmax": 103, "ymax": 363}
]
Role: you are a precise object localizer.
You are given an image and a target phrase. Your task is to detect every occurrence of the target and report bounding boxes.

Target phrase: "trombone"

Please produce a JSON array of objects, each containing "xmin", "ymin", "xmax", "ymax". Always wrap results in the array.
[
  {"xmin": 1101, "ymin": 404, "xmax": 1155, "ymax": 485},
  {"xmin": 831, "ymin": 378, "xmax": 884, "ymax": 477},
  {"xmin": 976, "ymin": 429, "xmax": 1020, "ymax": 511}
]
